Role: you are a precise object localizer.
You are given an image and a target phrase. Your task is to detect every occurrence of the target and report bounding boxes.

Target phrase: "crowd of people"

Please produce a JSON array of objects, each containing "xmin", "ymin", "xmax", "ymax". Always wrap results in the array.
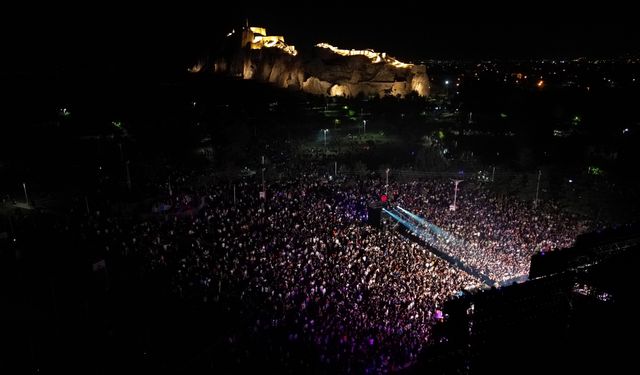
[
  {"xmin": 49, "ymin": 164, "xmax": 593, "ymax": 372},
  {"xmin": 67, "ymin": 172, "xmax": 485, "ymax": 372},
  {"xmin": 392, "ymin": 180, "xmax": 593, "ymax": 283}
]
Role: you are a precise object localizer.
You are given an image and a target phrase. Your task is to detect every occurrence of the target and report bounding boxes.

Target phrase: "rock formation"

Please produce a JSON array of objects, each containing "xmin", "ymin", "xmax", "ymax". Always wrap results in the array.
[{"xmin": 197, "ymin": 26, "xmax": 430, "ymax": 98}]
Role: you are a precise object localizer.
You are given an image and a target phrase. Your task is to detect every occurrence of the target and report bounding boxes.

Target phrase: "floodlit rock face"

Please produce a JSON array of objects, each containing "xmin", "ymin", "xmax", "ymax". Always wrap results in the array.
[{"xmin": 201, "ymin": 26, "xmax": 430, "ymax": 98}]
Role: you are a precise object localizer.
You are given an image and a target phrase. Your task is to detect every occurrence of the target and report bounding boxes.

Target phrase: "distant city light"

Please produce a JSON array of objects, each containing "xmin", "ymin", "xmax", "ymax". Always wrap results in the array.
[
  {"xmin": 445, "ymin": 80, "xmax": 450, "ymax": 85},
  {"xmin": 537, "ymin": 80, "xmax": 544, "ymax": 88}
]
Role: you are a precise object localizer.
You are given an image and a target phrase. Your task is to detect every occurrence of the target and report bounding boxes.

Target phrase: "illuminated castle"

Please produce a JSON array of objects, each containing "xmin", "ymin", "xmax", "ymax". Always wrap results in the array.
[
  {"xmin": 195, "ymin": 24, "xmax": 430, "ymax": 98},
  {"xmin": 241, "ymin": 27, "xmax": 298, "ymax": 56}
]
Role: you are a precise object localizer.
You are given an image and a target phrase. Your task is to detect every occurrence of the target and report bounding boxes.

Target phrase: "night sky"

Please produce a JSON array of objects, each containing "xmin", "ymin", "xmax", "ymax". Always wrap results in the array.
[{"xmin": 2, "ymin": 6, "xmax": 639, "ymax": 78}]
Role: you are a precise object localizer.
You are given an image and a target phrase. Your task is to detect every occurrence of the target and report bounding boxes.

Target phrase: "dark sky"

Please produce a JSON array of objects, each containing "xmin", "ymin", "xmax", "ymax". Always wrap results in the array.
[{"xmin": 2, "ymin": 6, "xmax": 639, "ymax": 77}]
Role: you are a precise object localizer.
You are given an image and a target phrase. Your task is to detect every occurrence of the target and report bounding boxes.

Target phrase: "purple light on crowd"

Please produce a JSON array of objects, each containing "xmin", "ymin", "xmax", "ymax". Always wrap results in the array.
[{"xmin": 434, "ymin": 310, "xmax": 443, "ymax": 320}]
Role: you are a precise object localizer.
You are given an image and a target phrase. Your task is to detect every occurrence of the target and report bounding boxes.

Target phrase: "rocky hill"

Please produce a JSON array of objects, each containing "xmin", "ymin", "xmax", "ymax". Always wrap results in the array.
[{"xmin": 191, "ymin": 26, "xmax": 430, "ymax": 98}]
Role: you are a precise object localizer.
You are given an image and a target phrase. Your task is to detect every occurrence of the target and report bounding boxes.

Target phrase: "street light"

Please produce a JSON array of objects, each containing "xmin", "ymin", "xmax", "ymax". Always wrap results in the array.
[
  {"xmin": 261, "ymin": 155, "xmax": 265, "ymax": 193},
  {"xmin": 22, "ymin": 182, "xmax": 29, "ymax": 207},
  {"xmin": 125, "ymin": 160, "xmax": 132, "ymax": 191},
  {"xmin": 451, "ymin": 179, "xmax": 463, "ymax": 211},
  {"xmin": 363, "ymin": 119, "xmax": 367, "ymax": 135},
  {"xmin": 385, "ymin": 168, "xmax": 390, "ymax": 195},
  {"xmin": 322, "ymin": 129, "xmax": 329, "ymax": 148}
]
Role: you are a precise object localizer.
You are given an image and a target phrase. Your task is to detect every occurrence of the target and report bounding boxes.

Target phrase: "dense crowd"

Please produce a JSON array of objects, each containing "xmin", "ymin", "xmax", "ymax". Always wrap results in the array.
[
  {"xmin": 68, "ymin": 173, "xmax": 484, "ymax": 372},
  {"xmin": 52, "ymin": 167, "xmax": 593, "ymax": 372},
  {"xmin": 393, "ymin": 180, "xmax": 592, "ymax": 283}
]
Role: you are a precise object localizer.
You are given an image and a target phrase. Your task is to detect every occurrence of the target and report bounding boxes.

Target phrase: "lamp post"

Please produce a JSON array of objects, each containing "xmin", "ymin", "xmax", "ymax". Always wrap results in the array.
[
  {"xmin": 385, "ymin": 168, "xmax": 390, "ymax": 195},
  {"xmin": 451, "ymin": 179, "xmax": 463, "ymax": 211},
  {"xmin": 322, "ymin": 129, "xmax": 329, "ymax": 149},
  {"xmin": 363, "ymin": 119, "xmax": 367, "ymax": 135},
  {"xmin": 118, "ymin": 143, "xmax": 124, "ymax": 161},
  {"xmin": 125, "ymin": 161, "xmax": 132, "ymax": 191},
  {"xmin": 22, "ymin": 182, "xmax": 29, "ymax": 207},
  {"xmin": 261, "ymin": 155, "xmax": 265, "ymax": 193}
]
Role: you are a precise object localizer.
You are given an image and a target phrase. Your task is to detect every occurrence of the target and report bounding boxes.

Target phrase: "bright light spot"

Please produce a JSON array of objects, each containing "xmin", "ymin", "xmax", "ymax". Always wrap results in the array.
[
  {"xmin": 572, "ymin": 115, "xmax": 581, "ymax": 126},
  {"xmin": 188, "ymin": 62, "xmax": 203, "ymax": 73},
  {"xmin": 249, "ymin": 27, "xmax": 266, "ymax": 35},
  {"xmin": 329, "ymin": 84, "xmax": 348, "ymax": 97},
  {"xmin": 623, "ymin": 128, "xmax": 629, "ymax": 134},
  {"xmin": 569, "ymin": 179, "xmax": 573, "ymax": 183},
  {"xmin": 537, "ymin": 80, "xmax": 544, "ymax": 88},
  {"xmin": 445, "ymin": 80, "xmax": 450, "ymax": 85},
  {"xmin": 248, "ymin": 27, "xmax": 297, "ymax": 56}
]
